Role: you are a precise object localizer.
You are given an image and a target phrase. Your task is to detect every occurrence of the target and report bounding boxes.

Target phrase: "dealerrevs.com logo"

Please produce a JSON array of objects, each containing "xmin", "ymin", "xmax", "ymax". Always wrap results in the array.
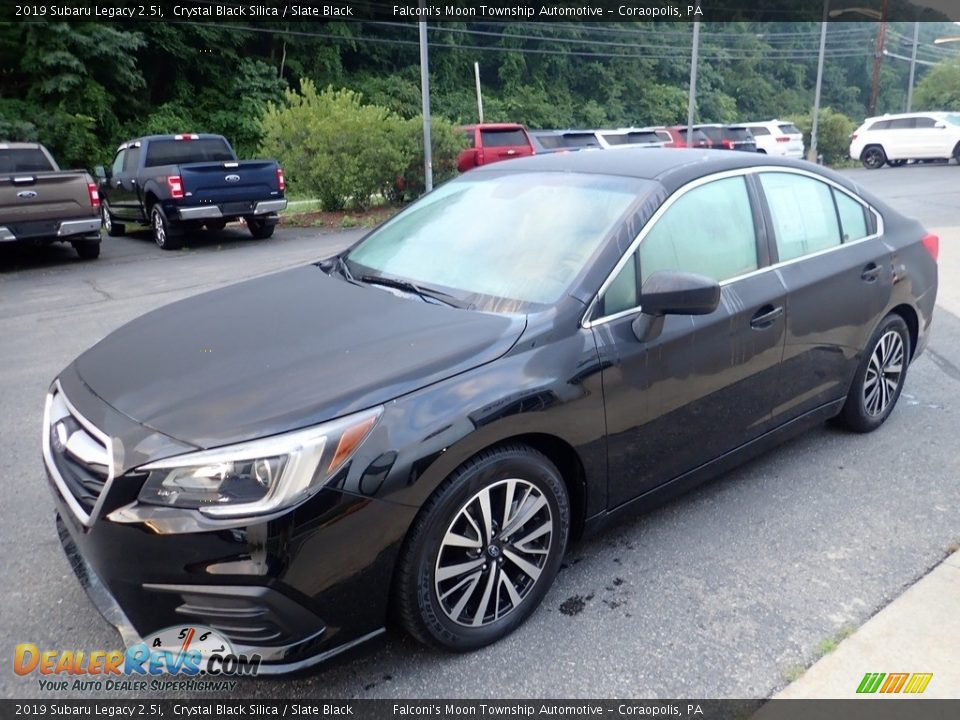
[
  {"xmin": 14, "ymin": 625, "xmax": 261, "ymax": 693},
  {"xmin": 856, "ymin": 672, "xmax": 933, "ymax": 694}
]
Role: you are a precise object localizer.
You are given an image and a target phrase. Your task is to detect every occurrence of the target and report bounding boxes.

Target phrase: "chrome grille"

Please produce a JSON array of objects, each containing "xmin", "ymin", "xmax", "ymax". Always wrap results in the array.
[{"xmin": 43, "ymin": 385, "xmax": 114, "ymax": 525}]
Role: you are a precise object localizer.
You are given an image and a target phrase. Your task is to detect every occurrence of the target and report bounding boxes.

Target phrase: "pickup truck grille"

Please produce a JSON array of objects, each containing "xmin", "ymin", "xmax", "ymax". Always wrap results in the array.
[{"xmin": 44, "ymin": 386, "xmax": 113, "ymax": 524}]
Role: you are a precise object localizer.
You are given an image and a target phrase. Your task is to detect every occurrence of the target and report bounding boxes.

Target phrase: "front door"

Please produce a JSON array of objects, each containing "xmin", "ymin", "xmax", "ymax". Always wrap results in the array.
[{"xmin": 589, "ymin": 174, "xmax": 787, "ymax": 508}]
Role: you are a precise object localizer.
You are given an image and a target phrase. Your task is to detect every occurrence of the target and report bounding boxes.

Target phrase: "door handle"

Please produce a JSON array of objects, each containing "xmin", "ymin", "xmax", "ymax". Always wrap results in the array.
[
  {"xmin": 861, "ymin": 263, "xmax": 882, "ymax": 282},
  {"xmin": 750, "ymin": 304, "xmax": 784, "ymax": 329}
]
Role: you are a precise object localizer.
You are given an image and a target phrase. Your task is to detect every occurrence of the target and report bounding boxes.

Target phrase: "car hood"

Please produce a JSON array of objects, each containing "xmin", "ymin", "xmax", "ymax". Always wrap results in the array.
[{"xmin": 73, "ymin": 265, "xmax": 526, "ymax": 449}]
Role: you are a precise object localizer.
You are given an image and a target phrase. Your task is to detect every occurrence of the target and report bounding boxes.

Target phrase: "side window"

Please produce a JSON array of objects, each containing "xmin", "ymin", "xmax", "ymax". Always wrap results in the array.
[
  {"xmin": 111, "ymin": 150, "xmax": 125, "ymax": 177},
  {"xmin": 915, "ymin": 117, "xmax": 936, "ymax": 129},
  {"xmin": 598, "ymin": 176, "xmax": 758, "ymax": 317},
  {"xmin": 833, "ymin": 189, "xmax": 870, "ymax": 242},
  {"xmin": 759, "ymin": 173, "xmax": 840, "ymax": 261},
  {"xmin": 888, "ymin": 118, "xmax": 915, "ymax": 130},
  {"xmin": 122, "ymin": 146, "xmax": 140, "ymax": 172},
  {"xmin": 639, "ymin": 176, "xmax": 758, "ymax": 283}
]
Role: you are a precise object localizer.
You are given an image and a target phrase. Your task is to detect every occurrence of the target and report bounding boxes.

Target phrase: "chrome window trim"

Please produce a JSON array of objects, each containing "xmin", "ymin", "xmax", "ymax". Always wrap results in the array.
[
  {"xmin": 42, "ymin": 380, "xmax": 117, "ymax": 527},
  {"xmin": 582, "ymin": 165, "xmax": 883, "ymax": 329}
]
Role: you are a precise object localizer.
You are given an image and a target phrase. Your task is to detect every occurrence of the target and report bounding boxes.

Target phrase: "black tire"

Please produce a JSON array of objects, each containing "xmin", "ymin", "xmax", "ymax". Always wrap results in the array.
[
  {"xmin": 72, "ymin": 239, "xmax": 100, "ymax": 260},
  {"xmin": 953, "ymin": 143, "xmax": 960, "ymax": 164},
  {"xmin": 102, "ymin": 204, "xmax": 125, "ymax": 237},
  {"xmin": 861, "ymin": 145, "xmax": 887, "ymax": 170},
  {"xmin": 204, "ymin": 219, "xmax": 227, "ymax": 232},
  {"xmin": 150, "ymin": 204, "xmax": 182, "ymax": 250},
  {"xmin": 246, "ymin": 217, "xmax": 275, "ymax": 239},
  {"xmin": 394, "ymin": 445, "xmax": 570, "ymax": 652},
  {"xmin": 837, "ymin": 313, "xmax": 910, "ymax": 433}
]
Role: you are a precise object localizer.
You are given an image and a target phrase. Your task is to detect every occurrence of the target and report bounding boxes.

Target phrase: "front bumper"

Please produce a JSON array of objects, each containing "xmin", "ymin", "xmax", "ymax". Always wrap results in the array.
[
  {"xmin": 177, "ymin": 199, "xmax": 286, "ymax": 221},
  {"xmin": 43, "ymin": 375, "xmax": 415, "ymax": 674}
]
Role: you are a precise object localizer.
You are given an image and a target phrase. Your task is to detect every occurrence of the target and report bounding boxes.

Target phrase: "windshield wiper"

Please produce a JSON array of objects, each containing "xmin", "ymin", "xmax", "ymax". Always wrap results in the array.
[{"xmin": 358, "ymin": 274, "xmax": 470, "ymax": 309}]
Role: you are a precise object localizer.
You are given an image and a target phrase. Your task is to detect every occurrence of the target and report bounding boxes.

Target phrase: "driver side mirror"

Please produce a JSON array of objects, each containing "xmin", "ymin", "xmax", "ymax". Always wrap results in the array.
[
  {"xmin": 631, "ymin": 270, "xmax": 720, "ymax": 342},
  {"xmin": 94, "ymin": 165, "xmax": 109, "ymax": 180},
  {"xmin": 934, "ymin": 121, "xmax": 947, "ymax": 129}
]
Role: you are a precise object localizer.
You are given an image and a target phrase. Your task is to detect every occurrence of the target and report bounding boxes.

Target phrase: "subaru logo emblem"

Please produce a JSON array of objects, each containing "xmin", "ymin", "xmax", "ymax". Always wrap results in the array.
[
  {"xmin": 17, "ymin": 190, "xmax": 37, "ymax": 199},
  {"xmin": 225, "ymin": 174, "xmax": 240, "ymax": 183}
]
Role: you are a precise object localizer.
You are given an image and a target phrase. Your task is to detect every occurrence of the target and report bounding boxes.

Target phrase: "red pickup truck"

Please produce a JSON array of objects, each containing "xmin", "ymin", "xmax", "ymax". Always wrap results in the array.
[{"xmin": 457, "ymin": 123, "xmax": 535, "ymax": 172}]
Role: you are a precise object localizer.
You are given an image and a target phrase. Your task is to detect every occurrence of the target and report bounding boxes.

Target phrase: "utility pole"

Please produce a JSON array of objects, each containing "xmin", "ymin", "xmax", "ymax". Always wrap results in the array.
[
  {"xmin": 868, "ymin": 0, "xmax": 890, "ymax": 116},
  {"xmin": 686, "ymin": 20, "xmax": 700, "ymax": 143},
  {"xmin": 418, "ymin": 9, "xmax": 433, "ymax": 192},
  {"xmin": 809, "ymin": 0, "xmax": 828, "ymax": 163},
  {"xmin": 906, "ymin": 21, "xmax": 920, "ymax": 112},
  {"xmin": 474, "ymin": 62, "xmax": 484, "ymax": 124}
]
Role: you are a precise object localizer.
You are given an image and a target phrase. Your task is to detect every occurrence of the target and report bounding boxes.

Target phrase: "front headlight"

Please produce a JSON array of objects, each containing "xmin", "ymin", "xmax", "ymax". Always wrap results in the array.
[{"xmin": 137, "ymin": 406, "xmax": 382, "ymax": 518}]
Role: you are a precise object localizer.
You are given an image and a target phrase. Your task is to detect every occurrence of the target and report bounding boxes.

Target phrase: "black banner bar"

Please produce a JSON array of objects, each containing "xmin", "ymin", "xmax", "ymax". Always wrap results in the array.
[
  {"xmin": 2, "ymin": 700, "xmax": 960, "ymax": 720},
  {"xmin": 3, "ymin": 0, "xmax": 959, "ymax": 23}
]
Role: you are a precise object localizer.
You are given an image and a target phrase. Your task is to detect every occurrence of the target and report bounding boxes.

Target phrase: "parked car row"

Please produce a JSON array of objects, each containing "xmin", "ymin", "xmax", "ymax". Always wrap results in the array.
[
  {"xmin": 849, "ymin": 111, "xmax": 960, "ymax": 169},
  {"xmin": 459, "ymin": 120, "xmax": 806, "ymax": 172},
  {"xmin": 0, "ymin": 133, "xmax": 286, "ymax": 259}
]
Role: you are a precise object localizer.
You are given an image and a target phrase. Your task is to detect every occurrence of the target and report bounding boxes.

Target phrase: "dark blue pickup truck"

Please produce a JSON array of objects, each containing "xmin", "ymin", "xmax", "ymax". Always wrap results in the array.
[{"xmin": 96, "ymin": 134, "xmax": 286, "ymax": 249}]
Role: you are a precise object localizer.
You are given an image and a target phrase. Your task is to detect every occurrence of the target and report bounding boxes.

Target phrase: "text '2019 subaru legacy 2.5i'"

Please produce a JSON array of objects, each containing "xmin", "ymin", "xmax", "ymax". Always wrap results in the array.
[{"xmin": 43, "ymin": 149, "xmax": 938, "ymax": 673}]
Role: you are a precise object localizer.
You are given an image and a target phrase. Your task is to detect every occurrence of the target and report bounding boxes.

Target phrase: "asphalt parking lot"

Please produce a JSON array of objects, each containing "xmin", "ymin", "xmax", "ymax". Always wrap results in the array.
[{"xmin": 1, "ymin": 165, "xmax": 958, "ymax": 700}]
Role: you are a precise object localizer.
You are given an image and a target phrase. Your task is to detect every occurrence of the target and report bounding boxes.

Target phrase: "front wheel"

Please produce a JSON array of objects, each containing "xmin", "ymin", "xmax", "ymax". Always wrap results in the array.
[
  {"xmin": 861, "ymin": 146, "xmax": 887, "ymax": 170},
  {"xmin": 394, "ymin": 445, "xmax": 570, "ymax": 651},
  {"xmin": 246, "ymin": 216, "xmax": 275, "ymax": 239},
  {"xmin": 837, "ymin": 313, "xmax": 910, "ymax": 433},
  {"xmin": 151, "ymin": 205, "xmax": 182, "ymax": 250}
]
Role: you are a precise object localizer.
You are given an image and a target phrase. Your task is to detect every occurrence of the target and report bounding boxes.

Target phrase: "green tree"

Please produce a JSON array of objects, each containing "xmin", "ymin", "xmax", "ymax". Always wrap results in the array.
[{"xmin": 913, "ymin": 59, "xmax": 960, "ymax": 111}]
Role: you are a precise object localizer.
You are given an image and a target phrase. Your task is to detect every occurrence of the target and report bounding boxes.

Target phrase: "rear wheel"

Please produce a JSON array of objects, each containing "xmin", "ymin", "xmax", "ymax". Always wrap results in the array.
[
  {"xmin": 394, "ymin": 445, "xmax": 570, "ymax": 651},
  {"xmin": 861, "ymin": 146, "xmax": 887, "ymax": 170},
  {"xmin": 151, "ymin": 205, "xmax": 182, "ymax": 250},
  {"xmin": 837, "ymin": 313, "xmax": 910, "ymax": 433},
  {"xmin": 72, "ymin": 239, "xmax": 100, "ymax": 260},
  {"xmin": 246, "ymin": 217, "xmax": 275, "ymax": 239},
  {"xmin": 102, "ymin": 204, "xmax": 125, "ymax": 237}
]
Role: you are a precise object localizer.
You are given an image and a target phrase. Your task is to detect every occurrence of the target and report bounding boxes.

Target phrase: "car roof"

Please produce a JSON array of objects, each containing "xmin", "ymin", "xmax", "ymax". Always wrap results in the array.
[
  {"xmin": 471, "ymin": 147, "xmax": 850, "ymax": 193},
  {"xmin": 0, "ymin": 142, "xmax": 43, "ymax": 150},
  {"xmin": 863, "ymin": 112, "xmax": 941, "ymax": 122}
]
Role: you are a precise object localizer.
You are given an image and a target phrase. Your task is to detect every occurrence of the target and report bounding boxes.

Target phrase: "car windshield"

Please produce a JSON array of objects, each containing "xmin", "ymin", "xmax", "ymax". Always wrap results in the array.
[
  {"xmin": 944, "ymin": 114, "xmax": 960, "ymax": 127},
  {"xmin": 346, "ymin": 172, "xmax": 647, "ymax": 312}
]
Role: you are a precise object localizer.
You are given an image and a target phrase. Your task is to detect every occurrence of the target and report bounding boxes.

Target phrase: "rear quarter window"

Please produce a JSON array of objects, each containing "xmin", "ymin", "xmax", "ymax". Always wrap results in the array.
[
  {"xmin": 479, "ymin": 129, "xmax": 529, "ymax": 148},
  {"xmin": 868, "ymin": 120, "xmax": 891, "ymax": 131},
  {"xmin": 777, "ymin": 124, "xmax": 801, "ymax": 135},
  {"xmin": 750, "ymin": 126, "xmax": 771, "ymax": 136}
]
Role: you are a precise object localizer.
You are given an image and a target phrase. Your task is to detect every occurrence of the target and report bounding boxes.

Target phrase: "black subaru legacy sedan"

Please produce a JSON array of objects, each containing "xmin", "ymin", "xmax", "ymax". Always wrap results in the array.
[{"xmin": 44, "ymin": 149, "xmax": 938, "ymax": 673}]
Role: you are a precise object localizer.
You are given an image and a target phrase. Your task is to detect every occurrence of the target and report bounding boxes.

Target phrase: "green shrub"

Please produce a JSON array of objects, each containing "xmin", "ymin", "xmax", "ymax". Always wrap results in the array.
[
  {"xmin": 788, "ymin": 107, "xmax": 857, "ymax": 166},
  {"xmin": 259, "ymin": 79, "xmax": 465, "ymax": 210},
  {"xmin": 393, "ymin": 115, "xmax": 467, "ymax": 202}
]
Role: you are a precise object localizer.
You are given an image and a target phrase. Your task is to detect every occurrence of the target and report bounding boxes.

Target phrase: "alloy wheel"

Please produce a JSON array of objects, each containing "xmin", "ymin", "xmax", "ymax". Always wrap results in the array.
[
  {"xmin": 152, "ymin": 208, "xmax": 166, "ymax": 248},
  {"xmin": 863, "ymin": 148, "xmax": 885, "ymax": 169},
  {"xmin": 102, "ymin": 205, "xmax": 112, "ymax": 233},
  {"xmin": 434, "ymin": 479, "xmax": 553, "ymax": 627},
  {"xmin": 863, "ymin": 330, "xmax": 904, "ymax": 417}
]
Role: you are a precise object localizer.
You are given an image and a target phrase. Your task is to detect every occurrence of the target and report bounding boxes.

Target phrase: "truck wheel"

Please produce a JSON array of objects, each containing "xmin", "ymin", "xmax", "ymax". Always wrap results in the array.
[
  {"xmin": 73, "ymin": 239, "xmax": 101, "ymax": 260},
  {"xmin": 151, "ymin": 205, "xmax": 182, "ymax": 250},
  {"xmin": 102, "ymin": 204, "xmax": 125, "ymax": 237},
  {"xmin": 247, "ymin": 217, "xmax": 275, "ymax": 240}
]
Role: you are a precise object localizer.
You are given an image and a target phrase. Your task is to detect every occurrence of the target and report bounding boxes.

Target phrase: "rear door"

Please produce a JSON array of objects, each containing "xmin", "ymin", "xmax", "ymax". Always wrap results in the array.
[
  {"xmin": 755, "ymin": 170, "xmax": 890, "ymax": 425},
  {"xmin": 112, "ymin": 144, "xmax": 142, "ymax": 220},
  {"xmin": 590, "ymin": 173, "xmax": 787, "ymax": 506},
  {"xmin": 912, "ymin": 116, "xmax": 945, "ymax": 158},
  {"xmin": 885, "ymin": 117, "xmax": 916, "ymax": 159}
]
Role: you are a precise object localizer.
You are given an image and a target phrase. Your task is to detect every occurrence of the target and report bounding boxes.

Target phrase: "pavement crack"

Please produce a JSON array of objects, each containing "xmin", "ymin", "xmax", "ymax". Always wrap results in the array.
[
  {"xmin": 925, "ymin": 346, "xmax": 960, "ymax": 384},
  {"xmin": 86, "ymin": 279, "xmax": 114, "ymax": 302}
]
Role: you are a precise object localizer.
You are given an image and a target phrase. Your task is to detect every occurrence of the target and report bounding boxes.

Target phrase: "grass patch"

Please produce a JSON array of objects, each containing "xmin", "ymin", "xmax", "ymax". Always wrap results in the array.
[{"xmin": 783, "ymin": 665, "xmax": 806, "ymax": 683}]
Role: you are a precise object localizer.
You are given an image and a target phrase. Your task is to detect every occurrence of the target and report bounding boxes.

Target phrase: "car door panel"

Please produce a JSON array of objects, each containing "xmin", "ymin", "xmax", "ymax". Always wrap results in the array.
[{"xmin": 595, "ymin": 271, "xmax": 787, "ymax": 508}]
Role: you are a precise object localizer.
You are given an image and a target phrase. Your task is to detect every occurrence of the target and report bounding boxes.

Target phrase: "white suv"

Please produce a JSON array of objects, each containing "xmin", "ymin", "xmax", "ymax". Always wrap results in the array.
[
  {"xmin": 741, "ymin": 120, "xmax": 805, "ymax": 158},
  {"xmin": 849, "ymin": 112, "xmax": 960, "ymax": 169}
]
